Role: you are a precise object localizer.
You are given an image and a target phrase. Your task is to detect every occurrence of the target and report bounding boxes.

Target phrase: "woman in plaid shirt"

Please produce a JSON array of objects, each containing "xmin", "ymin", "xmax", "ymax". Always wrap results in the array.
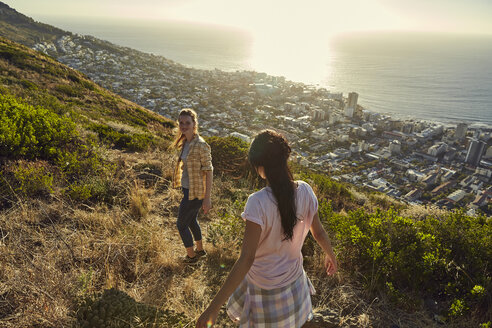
[
  {"xmin": 172, "ymin": 108, "xmax": 213, "ymax": 264},
  {"xmin": 196, "ymin": 130, "xmax": 337, "ymax": 328}
]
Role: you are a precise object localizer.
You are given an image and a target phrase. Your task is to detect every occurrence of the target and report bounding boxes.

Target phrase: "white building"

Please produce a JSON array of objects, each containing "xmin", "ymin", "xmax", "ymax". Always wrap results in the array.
[
  {"xmin": 349, "ymin": 143, "xmax": 359, "ymax": 153},
  {"xmin": 476, "ymin": 167, "xmax": 492, "ymax": 179},
  {"xmin": 447, "ymin": 190, "xmax": 467, "ymax": 203},
  {"xmin": 361, "ymin": 123, "xmax": 374, "ymax": 132},
  {"xmin": 333, "ymin": 148, "xmax": 351, "ymax": 159},
  {"xmin": 406, "ymin": 169, "xmax": 426, "ymax": 182},
  {"xmin": 359, "ymin": 140, "xmax": 369, "ymax": 152},
  {"xmin": 346, "ymin": 92, "xmax": 358, "ymax": 109},
  {"xmin": 428, "ymin": 142, "xmax": 448, "ymax": 157},
  {"xmin": 389, "ymin": 140, "xmax": 401, "ymax": 155}
]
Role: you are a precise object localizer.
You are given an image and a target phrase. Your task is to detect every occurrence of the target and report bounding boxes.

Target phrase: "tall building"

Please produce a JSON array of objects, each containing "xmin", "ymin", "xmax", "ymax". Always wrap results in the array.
[
  {"xmin": 465, "ymin": 139, "xmax": 486, "ymax": 166},
  {"xmin": 347, "ymin": 92, "xmax": 358, "ymax": 109},
  {"xmin": 344, "ymin": 92, "xmax": 358, "ymax": 118},
  {"xmin": 455, "ymin": 123, "xmax": 467, "ymax": 140},
  {"xmin": 344, "ymin": 106, "xmax": 354, "ymax": 118}
]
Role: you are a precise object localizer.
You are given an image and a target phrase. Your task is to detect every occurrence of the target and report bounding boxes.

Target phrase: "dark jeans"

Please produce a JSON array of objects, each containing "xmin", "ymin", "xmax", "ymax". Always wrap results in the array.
[{"xmin": 177, "ymin": 188, "xmax": 203, "ymax": 248}]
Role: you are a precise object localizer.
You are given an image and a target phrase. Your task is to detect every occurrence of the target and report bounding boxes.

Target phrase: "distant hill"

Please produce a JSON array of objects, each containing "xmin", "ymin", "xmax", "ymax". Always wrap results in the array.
[{"xmin": 0, "ymin": 2, "xmax": 67, "ymax": 46}]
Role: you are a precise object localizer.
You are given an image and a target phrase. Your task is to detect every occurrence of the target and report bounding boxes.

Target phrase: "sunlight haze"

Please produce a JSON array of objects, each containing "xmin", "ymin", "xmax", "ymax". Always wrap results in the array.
[{"xmin": 4, "ymin": 0, "xmax": 492, "ymax": 36}]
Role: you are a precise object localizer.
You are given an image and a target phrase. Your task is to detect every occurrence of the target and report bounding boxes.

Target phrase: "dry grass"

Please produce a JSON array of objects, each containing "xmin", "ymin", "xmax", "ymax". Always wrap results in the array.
[
  {"xmin": 129, "ymin": 183, "xmax": 151, "ymax": 220},
  {"xmin": 0, "ymin": 149, "xmax": 479, "ymax": 328}
]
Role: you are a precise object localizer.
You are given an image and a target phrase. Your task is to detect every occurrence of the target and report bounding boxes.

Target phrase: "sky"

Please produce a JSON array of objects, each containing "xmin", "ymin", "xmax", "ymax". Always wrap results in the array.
[{"xmin": 3, "ymin": 0, "xmax": 492, "ymax": 37}]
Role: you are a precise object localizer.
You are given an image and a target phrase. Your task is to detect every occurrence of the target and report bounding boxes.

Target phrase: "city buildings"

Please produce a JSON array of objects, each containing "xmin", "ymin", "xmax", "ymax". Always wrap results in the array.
[{"xmin": 465, "ymin": 139, "xmax": 487, "ymax": 166}]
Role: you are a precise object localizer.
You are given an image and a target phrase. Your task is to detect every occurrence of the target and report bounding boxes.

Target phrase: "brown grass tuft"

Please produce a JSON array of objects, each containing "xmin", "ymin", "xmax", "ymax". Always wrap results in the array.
[{"xmin": 129, "ymin": 183, "xmax": 152, "ymax": 220}]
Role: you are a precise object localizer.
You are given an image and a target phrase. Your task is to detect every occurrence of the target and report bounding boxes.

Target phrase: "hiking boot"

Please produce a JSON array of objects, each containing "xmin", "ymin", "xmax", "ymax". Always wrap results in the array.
[
  {"xmin": 181, "ymin": 255, "xmax": 199, "ymax": 264},
  {"xmin": 195, "ymin": 249, "xmax": 207, "ymax": 258}
]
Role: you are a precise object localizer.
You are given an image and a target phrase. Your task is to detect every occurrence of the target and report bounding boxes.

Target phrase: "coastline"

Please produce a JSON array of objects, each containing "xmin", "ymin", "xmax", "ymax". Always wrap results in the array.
[{"xmin": 34, "ymin": 15, "xmax": 492, "ymax": 128}]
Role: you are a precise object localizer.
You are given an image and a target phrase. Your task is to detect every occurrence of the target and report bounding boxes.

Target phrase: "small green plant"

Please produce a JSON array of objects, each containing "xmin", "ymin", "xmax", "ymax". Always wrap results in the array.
[
  {"xmin": 77, "ymin": 267, "xmax": 95, "ymax": 297},
  {"xmin": 207, "ymin": 200, "xmax": 246, "ymax": 251},
  {"xmin": 13, "ymin": 161, "xmax": 53, "ymax": 197},
  {"xmin": 449, "ymin": 298, "xmax": 468, "ymax": 317}
]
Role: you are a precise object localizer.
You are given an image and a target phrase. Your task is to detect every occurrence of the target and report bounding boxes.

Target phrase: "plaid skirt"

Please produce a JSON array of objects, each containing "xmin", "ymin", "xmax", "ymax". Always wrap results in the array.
[{"xmin": 226, "ymin": 271, "xmax": 316, "ymax": 328}]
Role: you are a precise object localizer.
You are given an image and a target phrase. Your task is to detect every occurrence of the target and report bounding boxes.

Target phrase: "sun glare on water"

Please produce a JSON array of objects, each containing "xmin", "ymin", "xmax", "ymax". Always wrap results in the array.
[
  {"xmin": 165, "ymin": 0, "xmax": 409, "ymax": 85},
  {"xmin": 248, "ymin": 30, "xmax": 332, "ymax": 85}
]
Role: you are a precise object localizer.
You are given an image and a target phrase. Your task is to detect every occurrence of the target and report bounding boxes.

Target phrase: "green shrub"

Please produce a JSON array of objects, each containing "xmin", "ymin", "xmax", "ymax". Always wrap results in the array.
[
  {"xmin": 66, "ymin": 173, "xmax": 120, "ymax": 204},
  {"xmin": 0, "ymin": 94, "xmax": 77, "ymax": 160},
  {"xmin": 55, "ymin": 84, "xmax": 82, "ymax": 97},
  {"xmin": 79, "ymin": 79, "xmax": 96, "ymax": 91},
  {"xmin": 89, "ymin": 123, "xmax": 154, "ymax": 151},
  {"xmin": 206, "ymin": 136, "xmax": 249, "ymax": 177},
  {"xmin": 20, "ymin": 79, "xmax": 38, "ymax": 90},
  {"xmin": 13, "ymin": 161, "xmax": 53, "ymax": 197},
  {"xmin": 321, "ymin": 206, "xmax": 491, "ymax": 317}
]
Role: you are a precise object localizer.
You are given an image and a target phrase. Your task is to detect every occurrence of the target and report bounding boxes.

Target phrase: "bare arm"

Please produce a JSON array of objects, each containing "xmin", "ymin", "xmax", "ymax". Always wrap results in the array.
[
  {"xmin": 196, "ymin": 220, "xmax": 261, "ymax": 328},
  {"xmin": 202, "ymin": 170, "xmax": 213, "ymax": 213},
  {"xmin": 310, "ymin": 212, "xmax": 337, "ymax": 276}
]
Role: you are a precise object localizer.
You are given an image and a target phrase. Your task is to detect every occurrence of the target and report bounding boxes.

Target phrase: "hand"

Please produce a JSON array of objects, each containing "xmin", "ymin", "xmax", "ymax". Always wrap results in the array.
[
  {"xmin": 202, "ymin": 197, "xmax": 212, "ymax": 214},
  {"xmin": 195, "ymin": 307, "xmax": 218, "ymax": 328},
  {"xmin": 324, "ymin": 250, "xmax": 338, "ymax": 276}
]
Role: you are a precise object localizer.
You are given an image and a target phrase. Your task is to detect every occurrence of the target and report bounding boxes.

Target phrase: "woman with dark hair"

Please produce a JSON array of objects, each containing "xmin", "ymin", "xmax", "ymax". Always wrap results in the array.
[
  {"xmin": 196, "ymin": 130, "xmax": 337, "ymax": 327},
  {"xmin": 172, "ymin": 108, "xmax": 213, "ymax": 264}
]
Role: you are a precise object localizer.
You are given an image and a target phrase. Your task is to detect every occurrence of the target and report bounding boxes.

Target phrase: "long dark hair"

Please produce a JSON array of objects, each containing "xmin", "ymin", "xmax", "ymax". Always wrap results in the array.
[{"xmin": 248, "ymin": 130, "xmax": 297, "ymax": 241}]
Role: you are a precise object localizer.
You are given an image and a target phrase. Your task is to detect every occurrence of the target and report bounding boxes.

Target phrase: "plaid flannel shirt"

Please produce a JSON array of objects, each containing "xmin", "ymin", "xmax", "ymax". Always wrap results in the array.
[{"xmin": 173, "ymin": 135, "xmax": 213, "ymax": 200}]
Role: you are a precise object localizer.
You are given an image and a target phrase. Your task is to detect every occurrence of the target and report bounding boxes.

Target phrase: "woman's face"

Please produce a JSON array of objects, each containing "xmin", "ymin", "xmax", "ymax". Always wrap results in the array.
[{"xmin": 179, "ymin": 114, "xmax": 195, "ymax": 136}]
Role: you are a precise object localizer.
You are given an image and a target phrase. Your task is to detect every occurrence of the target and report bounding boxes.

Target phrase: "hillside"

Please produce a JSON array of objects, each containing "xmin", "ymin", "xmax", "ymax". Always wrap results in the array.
[
  {"xmin": 0, "ymin": 2, "xmax": 66, "ymax": 47},
  {"xmin": 0, "ymin": 12, "xmax": 491, "ymax": 328}
]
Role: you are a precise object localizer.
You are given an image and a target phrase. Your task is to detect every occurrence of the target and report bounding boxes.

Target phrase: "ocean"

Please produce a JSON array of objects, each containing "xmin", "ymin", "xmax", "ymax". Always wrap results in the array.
[{"xmin": 38, "ymin": 16, "xmax": 492, "ymax": 127}]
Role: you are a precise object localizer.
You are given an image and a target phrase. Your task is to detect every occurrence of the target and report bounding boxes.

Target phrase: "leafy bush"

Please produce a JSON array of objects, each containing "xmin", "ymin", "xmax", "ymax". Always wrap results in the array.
[
  {"xmin": 66, "ymin": 175, "xmax": 119, "ymax": 203},
  {"xmin": 13, "ymin": 161, "xmax": 53, "ymax": 197},
  {"xmin": 0, "ymin": 160, "xmax": 53, "ymax": 201},
  {"xmin": 320, "ymin": 204, "xmax": 491, "ymax": 317},
  {"xmin": 0, "ymin": 94, "xmax": 77, "ymax": 160},
  {"xmin": 206, "ymin": 136, "xmax": 250, "ymax": 177},
  {"xmin": 55, "ymin": 84, "xmax": 82, "ymax": 97},
  {"xmin": 20, "ymin": 79, "xmax": 38, "ymax": 90},
  {"xmin": 89, "ymin": 123, "xmax": 154, "ymax": 151}
]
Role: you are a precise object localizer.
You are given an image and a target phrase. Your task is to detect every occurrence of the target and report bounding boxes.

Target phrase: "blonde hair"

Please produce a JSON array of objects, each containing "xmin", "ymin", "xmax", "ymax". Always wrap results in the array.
[{"xmin": 171, "ymin": 108, "xmax": 199, "ymax": 149}]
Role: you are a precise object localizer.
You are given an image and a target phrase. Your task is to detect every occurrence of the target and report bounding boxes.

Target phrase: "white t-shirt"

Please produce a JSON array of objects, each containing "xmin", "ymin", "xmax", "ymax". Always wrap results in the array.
[{"xmin": 241, "ymin": 180, "xmax": 318, "ymax": 290}]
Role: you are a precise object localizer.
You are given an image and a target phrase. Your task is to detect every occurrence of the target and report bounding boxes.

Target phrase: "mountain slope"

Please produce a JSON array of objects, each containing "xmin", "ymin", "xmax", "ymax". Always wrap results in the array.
[
  {"xmin": 0, "ymin": 2, "xmax": 66, "ymax": 46},
  {"xmin": 0, "ymin": 35, "xmax": 173, "ymax": 137}
]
